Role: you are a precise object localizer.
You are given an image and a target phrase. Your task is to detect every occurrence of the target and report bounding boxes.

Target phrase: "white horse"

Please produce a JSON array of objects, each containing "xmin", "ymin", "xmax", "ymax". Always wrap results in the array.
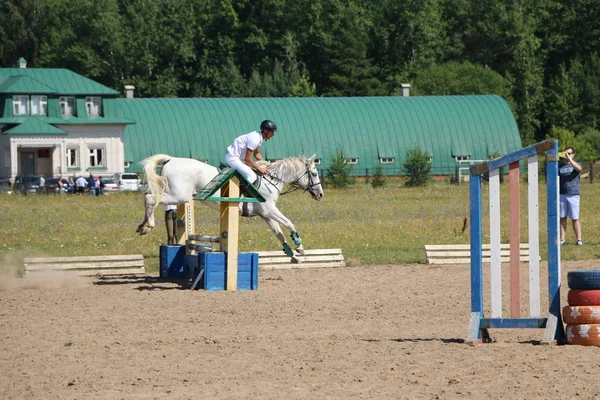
[{"xmin": 136, "ymin": 154, "xmax": 324, "ymax": 256}]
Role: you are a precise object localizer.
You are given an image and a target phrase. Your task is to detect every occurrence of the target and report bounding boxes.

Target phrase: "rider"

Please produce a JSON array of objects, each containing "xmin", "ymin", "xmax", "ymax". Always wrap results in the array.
[{"xmin": 224, "ymin": 120, "xmax": 277, "ymax": 186}]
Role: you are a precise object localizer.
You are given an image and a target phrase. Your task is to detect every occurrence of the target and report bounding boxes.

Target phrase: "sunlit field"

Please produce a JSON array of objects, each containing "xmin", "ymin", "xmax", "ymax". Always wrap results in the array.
[{"xmin": 1, "ymin": 179, "xmax": 599, "ymax": 274}]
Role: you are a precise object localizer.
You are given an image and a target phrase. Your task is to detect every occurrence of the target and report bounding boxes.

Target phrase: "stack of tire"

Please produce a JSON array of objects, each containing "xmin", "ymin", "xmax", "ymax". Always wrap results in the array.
[{"xmin": 564, "ymin": 270, "xmax": 600, "ymax": 346}]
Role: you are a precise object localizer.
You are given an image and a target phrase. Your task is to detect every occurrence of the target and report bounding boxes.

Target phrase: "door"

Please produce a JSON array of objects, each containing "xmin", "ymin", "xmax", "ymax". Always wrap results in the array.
[{"xmin": 20, "ymin": 151, "xmax": 35, "ymax": 175}]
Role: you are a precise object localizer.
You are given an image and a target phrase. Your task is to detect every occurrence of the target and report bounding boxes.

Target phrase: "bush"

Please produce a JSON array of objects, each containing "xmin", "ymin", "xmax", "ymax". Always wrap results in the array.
[
  {"xmin": 326, "ymin": 149, "xmax": 353, "ymax": 188},
  {"xmin": 370, "ymin": 166, "xmax": 386, "ymax": 188},
  {"xmin": 403, "ymin": 147, "xmax": 431, "ymax": 187}
]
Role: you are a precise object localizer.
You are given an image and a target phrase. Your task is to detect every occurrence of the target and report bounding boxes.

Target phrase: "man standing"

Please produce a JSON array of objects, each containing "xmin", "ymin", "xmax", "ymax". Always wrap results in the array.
[
  {"xmin": 559, "ymin": 146, "xmax": 583, "ymax": 246},
  {"xmin": 224, "ymin": 120, "xmax": 277, "ymax": 186}
]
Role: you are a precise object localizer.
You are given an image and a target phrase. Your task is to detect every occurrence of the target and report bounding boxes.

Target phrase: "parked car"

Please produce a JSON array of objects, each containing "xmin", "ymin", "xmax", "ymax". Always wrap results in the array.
[
  {"xmin": 14, "ymin": 176, "xmax": 42, "ymax": 194},
  {"xmin": 45, "ymin": 178, "xmax": 64, "ymax": 194},
  {"xmin": 113, "ymin": 173, "xmax": 141, "ymax": 191},
  {"xmin": 0, "ymin": 178, "xmax": 13, "ymax": 195},
  {"xmin": 101, "ymin": 178, "xmax": 120, "ymax": 193}
]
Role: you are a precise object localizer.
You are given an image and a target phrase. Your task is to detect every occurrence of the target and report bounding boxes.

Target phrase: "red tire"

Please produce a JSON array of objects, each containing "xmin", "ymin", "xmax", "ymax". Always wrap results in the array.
[
  {"xmin": 566, "ymin": 324, "xmax": 600, "ymax": 346},
  {"xmin": 568, "ymin": 290, "xmax": 600, "ymax": 306},
  {"xmin": 563, "ymin": 306, "xmax": 600, "ymax": 324}
]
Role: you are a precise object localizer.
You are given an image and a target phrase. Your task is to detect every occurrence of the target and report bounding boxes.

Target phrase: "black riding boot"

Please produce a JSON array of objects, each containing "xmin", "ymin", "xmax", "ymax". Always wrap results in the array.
[{"xmin": 165, "ymin": 209, "xmax": 177, "ymax": 245}]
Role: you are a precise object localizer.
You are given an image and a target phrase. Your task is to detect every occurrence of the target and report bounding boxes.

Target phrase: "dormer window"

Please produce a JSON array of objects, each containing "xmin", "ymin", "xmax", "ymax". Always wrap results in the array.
[
  {"xmin": 30, "ymin": 95, "xmax": 47, "ymax": 115},
  {"xmin": 13, "ymin": 96, "xmax": 29, "ymax": 115},
  {"xmin": 12, "ymin": 95, "xmax": 47, "ymax": 116},
  {"xmin": 346, "ymin": 158, "xmax": 359, "ymax": 165},
  {"xmin": 379, "ymin": 157, "xmax": 395, "ymax": 164},
  {"xmin": 60, "ymin": 97, "xmax": 76, "ymax": 116},
  {"xmin": 86, "ymin": 97, "xmax": 102, "ymax": 116}
]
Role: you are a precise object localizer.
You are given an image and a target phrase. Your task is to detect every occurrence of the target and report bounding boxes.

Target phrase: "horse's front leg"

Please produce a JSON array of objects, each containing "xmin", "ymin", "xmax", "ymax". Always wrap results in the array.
[
  {"xmin": 136, "ymin": 193, "xmax": 157, "ymax": 235},
  {"xmin": 260, "ymin": 210, "xmax": 305, "ymax": 256}
]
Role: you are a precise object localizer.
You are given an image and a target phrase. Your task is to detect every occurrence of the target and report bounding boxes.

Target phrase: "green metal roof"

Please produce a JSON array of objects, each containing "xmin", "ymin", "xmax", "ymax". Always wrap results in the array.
[
  {"xmin": 4, "ymin": 118, "xmax": 68, "ymax": 135},
  {"xmin": 118, "ymin": 95, "xmax": 521, "ymax": 175},
  {"xmin": 0, "ymin": 75, "xmax": 59, "ymax": 94},
  {"xmin": 0, "ymin": 68, "xmax": 119, "ymax": 96}
]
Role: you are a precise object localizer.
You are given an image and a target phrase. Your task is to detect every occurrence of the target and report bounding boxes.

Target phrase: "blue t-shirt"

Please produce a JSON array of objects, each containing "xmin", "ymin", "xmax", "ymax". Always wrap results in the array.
[{"xmin": 559, "ymin": 161, "xmax": 581, "ymax": 195}]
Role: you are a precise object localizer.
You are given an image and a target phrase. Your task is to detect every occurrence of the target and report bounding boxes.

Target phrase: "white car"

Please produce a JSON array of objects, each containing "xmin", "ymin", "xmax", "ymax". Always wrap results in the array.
[
  {"xmin": 101, "ymin": 178, "xmax": 120, "ymax": 193},
  {"xmin": 113, "ymin": 173, "xmax": 141, "ymax": 191}
]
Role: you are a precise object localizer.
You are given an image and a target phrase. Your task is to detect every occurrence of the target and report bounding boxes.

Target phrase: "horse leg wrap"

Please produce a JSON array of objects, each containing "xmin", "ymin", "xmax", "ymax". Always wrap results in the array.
[
  {"xmin": 290, "ymin": 231, "xmax": 302, "ymax": 246},
  {"xmin": 282, "ymin": 242, "xmax": 294, "ymax": 257}
]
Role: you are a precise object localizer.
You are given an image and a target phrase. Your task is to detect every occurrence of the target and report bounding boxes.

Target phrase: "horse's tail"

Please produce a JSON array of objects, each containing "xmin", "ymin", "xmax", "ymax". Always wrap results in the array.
[{"xmin": 140, "ymin": 154, "xmax": 172, "ymax": 203}]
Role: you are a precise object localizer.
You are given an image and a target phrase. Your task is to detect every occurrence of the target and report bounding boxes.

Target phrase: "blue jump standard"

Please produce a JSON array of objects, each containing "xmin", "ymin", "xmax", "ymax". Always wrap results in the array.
[{"xmin": 159, "ymin": 245, "xmax": 258, "ymax": 291}]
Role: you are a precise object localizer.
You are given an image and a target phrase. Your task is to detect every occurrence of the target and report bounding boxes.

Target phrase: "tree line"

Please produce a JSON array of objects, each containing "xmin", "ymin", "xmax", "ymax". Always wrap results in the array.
[{"xmin": 2, "ymin": 0, "xmax": 600, "ymax": 150}]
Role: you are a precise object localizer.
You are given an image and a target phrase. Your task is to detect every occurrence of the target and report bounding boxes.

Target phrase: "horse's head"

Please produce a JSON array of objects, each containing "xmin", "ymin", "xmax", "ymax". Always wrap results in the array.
[{"xmin": 299, "ymin": 154, "xmax": 324, "ymax": 201}]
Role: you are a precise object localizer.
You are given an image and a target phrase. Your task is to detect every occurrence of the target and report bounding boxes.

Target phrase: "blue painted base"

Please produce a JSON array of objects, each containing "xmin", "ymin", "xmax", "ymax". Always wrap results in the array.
[
  {"xmin": 159, "ymin": 245, "xmax": 186, "ymax": 280},
  {"xmin": 185, "ymin": 252, "xmax": 259, "ymax": 291}
]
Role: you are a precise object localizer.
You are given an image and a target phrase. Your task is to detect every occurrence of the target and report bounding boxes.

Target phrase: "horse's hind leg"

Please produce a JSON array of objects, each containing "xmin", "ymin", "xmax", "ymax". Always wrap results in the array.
[{"xmin": 136, "ymin": 193, "xmax": 157, "ymax": 235}]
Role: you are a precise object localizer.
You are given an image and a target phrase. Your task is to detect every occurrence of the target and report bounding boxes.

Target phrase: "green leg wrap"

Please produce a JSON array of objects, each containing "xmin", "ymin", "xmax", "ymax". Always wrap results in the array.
[
  {"xmin": 282, "ymin": 242, "xmax": 294, "ymax": 257},
  {"xmin": 290, "ymin": 231, "xmax": 302, "ymax": 246}
]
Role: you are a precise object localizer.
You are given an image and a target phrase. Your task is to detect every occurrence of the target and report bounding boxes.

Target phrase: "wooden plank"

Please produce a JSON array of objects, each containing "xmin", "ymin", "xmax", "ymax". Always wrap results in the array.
[
  {"xmin": 428, "ymin": 257, "xmax": 530, "ymax": 265},
  {"xmin": 509, "ymin": 161, "xmax": 521, "ymax": 318},
  {"xmin": 260, "ymin": 261, "xmax": 345, "ymax": 270},
  {"xmin": 528, "ymin": 155, "xmax": 541, "ymax": 317},
  {"xmin": 25, "ymin": 260, "xmax": 145, "ymax": 271},
  {"xmin": 260, "ymin": 255, "xmax": 344, "ymax": 264},
  {"xmin": 424, "ymin": 244, "xmax": 529, "ymax": 251},
  {"xmin": 220, "ymin": 178, "xmax": 239, "ymax": 291},
  {"xmin": 489, "ymin": 169, "xmax": 502, "ymax": 318},
  {"xmin": 426, "ymin": 250, "xmax": 530, "ymax": 258},
  {"xmin": 257, "ymin": 249, "xmax": 344, "ymax": 257},
  {"xmin": 75, "ymin": 267, "xmax": 146, "ymax": 276},
  {"xmin": 24, "ymin": 254, "xmax": 143, "ymax": 263}
]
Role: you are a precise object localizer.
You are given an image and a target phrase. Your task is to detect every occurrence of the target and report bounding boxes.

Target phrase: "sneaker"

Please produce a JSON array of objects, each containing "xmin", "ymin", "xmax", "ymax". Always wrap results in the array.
[
  {"xmin": 560, "ymin": 239, "xmax": 566, "ymax": 246},
  {"xmin": 576, "ymin": 240, "xmax": 583, "ymax": 246}
]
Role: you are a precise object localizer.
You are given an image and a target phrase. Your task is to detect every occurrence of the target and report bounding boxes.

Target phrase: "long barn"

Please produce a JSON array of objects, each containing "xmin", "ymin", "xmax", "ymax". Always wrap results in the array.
[
  {"xmin": 0, "ymin": 63, "xmax": 522, "ymax": 179},
  {"xmin": 118, "ymin": 95, "xmax": 521, "ymax": 176}
]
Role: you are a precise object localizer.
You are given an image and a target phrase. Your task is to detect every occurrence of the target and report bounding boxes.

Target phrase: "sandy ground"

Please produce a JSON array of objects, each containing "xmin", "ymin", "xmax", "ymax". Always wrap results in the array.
[{"xmin": 2, "ymin": 260, "xmax": 600, "ymax": 400}]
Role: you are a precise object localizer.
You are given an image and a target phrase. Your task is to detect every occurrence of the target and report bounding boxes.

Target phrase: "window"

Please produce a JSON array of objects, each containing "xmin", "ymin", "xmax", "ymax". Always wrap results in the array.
[
  {"xmin": 89, "ymin": 147, "xmax": 104, "ymax": 167},
  {"xmin": 13, "ymin": 96, "xmax": 29, "ymax": 115},
  {"xmin": 313, "ymin": 159, "xmax": 321, "ymax": 165},
  {"xmin": 86, "ymin": 97, "xmax": 102, "ymax": 116},
  {"xmin": 66, "ymin": 148, "xmax": 79, "ymax": 168},
  {"xmin": 30, "ymin": 95, "xmax": 48, "ymax": 115},
  {"xmin": 379, "ymin": 157, "xmax": 395, "ymax": 164},
  {"xmin": 346, "ymin": 158, "xmax": 359, "ymax": 164},
  {"xmin": 455, "ymin": 155, "xmax": 471, "ymax": 162},
  {"xmin": 60, "ymin": 97, "xmax": 76, "ymax": 116}
]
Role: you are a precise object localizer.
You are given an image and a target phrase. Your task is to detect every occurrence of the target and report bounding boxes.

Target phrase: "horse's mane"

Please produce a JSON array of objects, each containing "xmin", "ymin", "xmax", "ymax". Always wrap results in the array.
[{"xmin": 257, "ymin": 155, "xmax": 310, "ymax": 183}]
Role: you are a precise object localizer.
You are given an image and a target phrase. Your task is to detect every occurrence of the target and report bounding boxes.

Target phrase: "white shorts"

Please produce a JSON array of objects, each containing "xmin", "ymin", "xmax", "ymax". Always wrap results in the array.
[{"xmin": 560, "ymin": 194, "xmax": 580, "ymax": 220}]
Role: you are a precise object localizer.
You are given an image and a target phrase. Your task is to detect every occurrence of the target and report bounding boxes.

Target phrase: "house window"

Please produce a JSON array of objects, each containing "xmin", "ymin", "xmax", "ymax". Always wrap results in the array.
[
  {"xmin": 66, "ymin": 148, "xmax": 79, "ymax": 167},
  {"xmin": 86, "ymin": 97, "xmax": 102, "ymax": 116},
  {"xmin": 313, "ymin": 159, "xmax": 321, "ymax": 165},
  {"xmin": 60, "ymin": 97, "xmax": 76, "ymax": 116},
  {"xmin": 346, "ymin": 158, "xmax": 359, "ymax": 165},
  {"xmin": 455, "ymin": 155, "xmax": 471, "ymax": 162},
  {"xmin": 379, "ymin": 157, "xmax": 395, "ymax": 164},
  {"xmin": 89, "ymin": 147, "xmax": 105, "ymax": 167},
  {"xmin": 30, "ymin": 95, "xmax": 48, "ymax": 115},
  {"xmin": 13, "ymin": 96, "xmax": 29, "ymax": 115}
]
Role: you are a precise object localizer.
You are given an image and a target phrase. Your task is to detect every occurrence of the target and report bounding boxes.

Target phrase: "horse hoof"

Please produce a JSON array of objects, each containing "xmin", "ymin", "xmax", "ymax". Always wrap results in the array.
[
  {"xmin": 291, "ymin": 256, "xmax": 299, "ymax": 264},
  {"xmin": 136, "ymin": 224, "xmax": 152, "ymax": 235},
  {"xmin": 295, "ymin": 246, "xmax": 305, "ymax": 256}
]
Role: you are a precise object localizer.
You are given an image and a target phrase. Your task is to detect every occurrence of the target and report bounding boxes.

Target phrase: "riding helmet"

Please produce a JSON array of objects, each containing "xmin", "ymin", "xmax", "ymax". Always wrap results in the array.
[{"xmin": 260, "ymin": 120, "xmax": 277, "ymax": 131}]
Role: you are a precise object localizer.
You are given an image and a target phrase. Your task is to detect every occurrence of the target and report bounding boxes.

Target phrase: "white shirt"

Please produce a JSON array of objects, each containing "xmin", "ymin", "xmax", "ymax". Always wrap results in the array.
[
  {"xmin": 76, "ymin": 176, "xmax": 87, "ymax": 187},
  {"xmin": 226, "ymin": 131, "xmax": 263, "ymax": 160}
]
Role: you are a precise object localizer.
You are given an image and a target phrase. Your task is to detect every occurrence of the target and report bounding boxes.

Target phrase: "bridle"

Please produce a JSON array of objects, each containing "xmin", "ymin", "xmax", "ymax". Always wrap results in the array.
[{"xmin": 263, "ymin": 162, "xmax": 321, "ymax": 196}]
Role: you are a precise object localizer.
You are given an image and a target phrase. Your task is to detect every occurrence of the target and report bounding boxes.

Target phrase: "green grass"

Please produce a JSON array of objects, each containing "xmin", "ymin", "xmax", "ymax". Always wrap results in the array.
[{"xmin": 1, "ymin": 180, "xmax": 599, "ymax": 274}]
